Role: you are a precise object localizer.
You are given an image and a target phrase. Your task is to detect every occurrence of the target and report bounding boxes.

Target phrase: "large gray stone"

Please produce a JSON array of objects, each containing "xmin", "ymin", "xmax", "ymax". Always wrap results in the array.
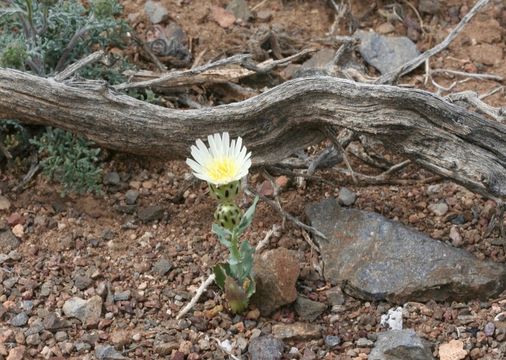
[
  {"xmin": 226, "ymin": 0, "xmax": 252, "ymax": 21},
  {"xmin": 369, "ymin": 330, "xmax": 434, "ymax": 360},
  {"xmin": 305, "ymin": 198, "xmax": 506, "ymax": 303},
  {"xmin": 62, "ymin": 296, "xmax": 102, "ymax": 328},
  {"xmin": 144, "ymin": 0, "xmax": 169, "ymax": 24},
  {"xmin": 355, "ymin": 30, "xmax": 419, "ymax": 74}
]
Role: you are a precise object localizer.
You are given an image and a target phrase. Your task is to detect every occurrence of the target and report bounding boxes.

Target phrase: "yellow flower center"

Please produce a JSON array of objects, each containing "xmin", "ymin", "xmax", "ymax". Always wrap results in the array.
[{"xmin": 206, "ymin": 157, "xmax": 238, "ymax": 183}]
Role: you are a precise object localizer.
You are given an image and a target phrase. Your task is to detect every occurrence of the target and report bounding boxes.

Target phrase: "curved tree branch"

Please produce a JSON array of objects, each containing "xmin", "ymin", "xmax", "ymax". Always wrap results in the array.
[{"xmin": 0, "ymin": 68, "xmax": 505, "ymax": 200}]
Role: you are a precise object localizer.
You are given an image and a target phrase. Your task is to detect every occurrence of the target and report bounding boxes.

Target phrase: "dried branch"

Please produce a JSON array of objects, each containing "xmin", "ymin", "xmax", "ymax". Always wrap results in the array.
[{"xmin": 378, "ymin": 0, "xmax": 491, "ymax": 84}]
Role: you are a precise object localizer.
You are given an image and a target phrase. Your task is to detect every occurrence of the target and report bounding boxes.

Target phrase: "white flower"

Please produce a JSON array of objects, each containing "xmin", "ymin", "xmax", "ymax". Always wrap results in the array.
[{"xmin": 186, "ymin": 132, "xmax": 252, "ymax": 185}]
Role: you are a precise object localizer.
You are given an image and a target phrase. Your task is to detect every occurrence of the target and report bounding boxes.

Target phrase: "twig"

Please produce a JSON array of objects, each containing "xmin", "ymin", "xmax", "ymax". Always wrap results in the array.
[
  {"xmin": 0, "ymin": 137, "xmax": 12, "ymax": 160},
  {"xmin": 301, "ymin": 229, "xmax": 321, "ymax": 254},
  {"xmin": 431, "ymin": 69, "xmax": 503, "ymax": 82},
  {"xmin": 378, "ymin": 0, "xmax": 491, "ymax": 84},
  {"xmin": 446, "ymin": 91, "xmax": 506, "ymax": 121},
  {"xmin": 347, "ymin": 142, "xmax": 391, "ymax": 170},
  {"xmin": 400, "ymin": 0, "xmax": 425, "ymax": 34},
  {"xmin": 55, "ymin": 26, "xmax": 93, "ymax": 72},
  {"xmin": 245, "ymin": 48, "xmax": 316, "ymax": 73},
  {"xmin": 131, "ymin": 33, "xmax": 167, "ymax": 72},
  {"xmin": 54, "ymin": 50, "xmax": 105, "ymax": 82},
  {"xmin": 334, "ymin": 166, "xmax": 440, "ymax": 186},
  {"xmin": 176, "ymin": 273, "xmax": 215, "ymax": 320},
  {"xmin": 12, "ymin": 160, "xmax": 41, "ymax": 192},
  {"xmin": 479, "ymin": 85, "xmax": 504, "ymax": 100},
  {"xmin": 324, "ymin": 126, "xmax": 357, "ymax": 184},
  {"xmin": 245, "ymin": 186, "xmax": 327, "ymax": 240},
  {"xmin": 252, "ymin": 0, "xmax": 269, "ymax": 11},
  {"xmin": 255, "ymin": 224, "xmax": 280, "ymax": 253},
  {"xmin": 114, "ymin": 54, "xmax": 252, "ymax": 91}
]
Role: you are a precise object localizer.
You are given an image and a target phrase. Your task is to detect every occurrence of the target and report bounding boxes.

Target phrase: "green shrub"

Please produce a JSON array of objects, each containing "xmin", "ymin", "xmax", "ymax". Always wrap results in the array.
[
  {"xmin": 0, "ymin": 0, "xmax": 133, "ymax": 194},
  {"xmin": 30, "ymin": 128, "xmax": 103, "ymax": 195}
]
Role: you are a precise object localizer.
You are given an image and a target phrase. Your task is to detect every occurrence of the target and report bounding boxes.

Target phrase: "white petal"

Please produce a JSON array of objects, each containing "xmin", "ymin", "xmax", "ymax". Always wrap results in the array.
[
  {"xmin": 208, "ymin": 134, "xmax": 218, "ymax": 158},
  {"xmin": 222, "ymin": 132, "xmax": 230, "ymax": 156},
  {"xmin": 235, "ymin": 137, "xmax": 243, "ymax": 158},
  {"xmin": 195, "ymin": 139, "xmax": 212, "ymax": 163},
  {"xmin": 186, "ymin": 158, "xmax": 203, "ymax": 173}
]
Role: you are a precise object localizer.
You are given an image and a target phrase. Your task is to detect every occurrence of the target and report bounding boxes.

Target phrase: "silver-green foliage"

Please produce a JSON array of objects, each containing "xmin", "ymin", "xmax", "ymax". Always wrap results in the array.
[{"xmin": 30, "ymin": 128, "xmax": 102, "ymax": 195}]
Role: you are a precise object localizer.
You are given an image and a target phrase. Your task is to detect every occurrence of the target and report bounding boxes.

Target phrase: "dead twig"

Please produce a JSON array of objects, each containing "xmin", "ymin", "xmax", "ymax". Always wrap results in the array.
[
  {"xmin": 176, "ymin": 273, "xmax": 215, "ymax": 320},
  {"xmin": 378, "ymin": 0, "xmax": 491, "ymax": 84},
  {"xmin": 255, "ymin": 224, "xmax": 280, "ymax": 253},
  {"xmin": 131, "ymin": 33, "xmax": 167, "ymax": 72},
  {"xmin": 245, "ymin": 186, "xmax": 327, "ymax": 240},
  {"xmin": 54, "ymin": 50, "xmax": 105, "ymax": 82},
  {"xmin": 114, "ymin": 54, "xmax": 252, "ymax": 91},
  {"xmin": 324, "ymin": 126, "xmax": 357, "ymax": 184},
  {"xmin": 447, "ymin": 91, "xmax": 506, "ymax": 122},
  {"xmin": 431, "ymin": 69, "xmax": 503, "ymax": 82}
]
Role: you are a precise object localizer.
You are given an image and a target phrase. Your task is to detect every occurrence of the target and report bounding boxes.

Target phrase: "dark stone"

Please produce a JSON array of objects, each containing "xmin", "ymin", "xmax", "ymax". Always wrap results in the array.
[
  {"xmin": 369, "ymin": 330, "xmax": 434, "ymax": 360},
  {"xmin": 248, "ymin": 335, "xmax": 284, "ymax": 360},
  {"xmin": 338, "ymin": 187, "xmax": 357, "ymax": 206},
  {"xmin": 103, "ymin": 171, "xmax": 120, "ymax": 186},
  {"xmin": 125, "ymin": 190, "xmax": 139, "ymax": 205},
  {"xmin": 294, "ymin": 295, "xmax": 327, "ymax": 321},
  {"xmin": 0, "ymin": 229, "xmax": 20, "ymax": 252},
  {"xmin": 144, "ymin": 0, "xmax": 169, "ymax": 24},
  {"xmin": 10, "ymin": 312, "xmax": 28, "ymax": 327},
  {"xmin": 137, "ymin": 205, "xmax": 164, "ymax": 222},
  {"xmin": 355, "ymin": 30, "xmax": 420, "ymax": 74},
  {"xmin": 226, "ymin": 0, "xmax": 252, "ymax": 21},
  {"xmin": 74, "ymin": 275, "xmax": 93, "ymax": 290},
  {"xmin": 305, "ymin": 198, "xmax": 506, "ymax": 303},
  {"xmin": 153, "ymin": 258, "xmax": 172, "ymax": 276},
  {"xmin": 325, "ymin": 335, "xmax": 341, "ymax": 348},
  {"xmin": 95, "ymin": 344, "xmax": 127, "ymax": 360},
  {"xmin": 43, "ymin": 312, "xmax": 70, "ymax": 331},
  {"xmin": 294, "ymin": 48, "xmax": 336, "ymax": 78}
]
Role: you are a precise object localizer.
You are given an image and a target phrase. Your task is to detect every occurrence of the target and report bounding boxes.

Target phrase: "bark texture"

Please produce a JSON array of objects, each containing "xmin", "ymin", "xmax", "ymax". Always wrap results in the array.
[{"xmin": 1, "ymin": 68, "xmax": 505, "ymax": 199}]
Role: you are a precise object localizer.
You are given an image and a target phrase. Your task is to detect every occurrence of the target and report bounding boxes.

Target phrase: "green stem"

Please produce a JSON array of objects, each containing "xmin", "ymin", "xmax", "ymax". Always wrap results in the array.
[{"xmin": 230, "ymin": 233, "xmax": 241, "ymax": 262}]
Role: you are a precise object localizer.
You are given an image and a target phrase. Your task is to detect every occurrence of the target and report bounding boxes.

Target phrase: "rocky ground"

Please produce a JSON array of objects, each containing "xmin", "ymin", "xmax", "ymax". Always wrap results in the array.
[{"xmin": 1, "ymin": 0, "xmax": 506, "ymax": 359}]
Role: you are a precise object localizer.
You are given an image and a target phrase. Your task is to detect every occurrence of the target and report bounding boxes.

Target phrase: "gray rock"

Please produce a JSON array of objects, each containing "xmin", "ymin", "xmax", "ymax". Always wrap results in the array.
[
  {"xmin": 144, "ymin": 0, "xmax": 169, "ymax": 24},
  {"xmin": 369, "ymin": 329, "xmax": 434, "ymax": 360},
  {"xmin": 356, "ymin": 338, "xmax": 374, "ymax": 347},
  {"xmin": 355, "ymin": 30, "xmax": 420, "ymax": 74},
  {"xmin": 0, "ymin": 195, "xmax": 10, "ymax": 210},
  {"xmin": 252, "ymin": 248, "xmax": 300, "ymax": 316},
  {"xmin": 154, "ymin": 342, "xmax": 180, "ymax": 356},
  {"xmin": 55, "ymin": 331, "xmax": 68, "ymax": 342},
  {"xmin": 338, "ymin": 187, "xmax": 357, "ymax": 206},
  {"xmin": 226, "ymin": 0, "xmax": 252, "ymax": 21},
  {"xmin": 0, "ymin": 253, "xmax": 8, "ymax": 264},
  {"xmin": 418, "ymin": 0, "xmax": 440, "ymax": 15},
  {"xmin": 75, "ymin": 342, "xmax": 92, "ymax": 352},
  {"xmin": 248, "ymin": 335, "xmax": 284, "ymax": 360},
  {"xmin": 0, "ymin": 229, "xmax": 20, "ymax": 252},
  {"xmin": 125, "ymin": 190, "xmax": 139, "ymax": 205},
  {"xmin": 25, "ymin": 333, "xmax": 40, "ymax": 346},
  {"xmin": 74, "ymin": 275, "xmax": 93, "ymax": 290},
  {"xmin": 153, "ymin": 258, "xmax": 172, "ymax": 276},
  {"xmin": 294, "ymin": 48, "xmax": 336, "ymax": 78},
  {"xmin": 62, "ymin": 296, "xmax": 102, "ymax": 328},
  {"xmin": 95, "ymin": 344, "xmax": 127, "ymax": 360},
  {"xmin": 103, "ymin": 171, "xmax": 120, "ymax": 186},
  {"xmin": 137, "ymin": 205, "xmax": 164, "ymax": 222},
  {"xmin": 484, "ymin": 322, "xmax": 495, "ymax": 336},
  {"xmin": 113, "ymin": 290, "xmax": 131, "ymax": 302},
  {"xmin": 305, "ymin": 198, "xmax": 506, "ymax": 303},
  {"xmin": 428, "ymin": 202, "xmax": 449, "ymax": 216},
  {"xmin": 40, "ymin": 281, "xmax": 52, "ymax": 297},
  {"xmin": 294, "ymin": 295, "xmax": 327, "ymax": 321},
  {"xmin": 325, "ymin": 335, "xmax": 341, "ymax": 348},
  {"xmin": 326, "ymin": 286, "xmax": 345, "ymax": 306},
  {"xmin": 272, "ymin": 322, "xmax": 322, "ymax": 340},
  {"xmin": 26, "ymin": 319, "xmax": 44, "ymax": 335},
  {"xmin": 10, "ymin": 312, "xmax": 28, "ymax": 327}
]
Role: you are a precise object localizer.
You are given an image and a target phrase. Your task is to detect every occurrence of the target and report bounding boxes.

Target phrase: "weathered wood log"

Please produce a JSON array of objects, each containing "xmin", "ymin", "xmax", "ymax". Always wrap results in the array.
[{"xmin": 1, "ymin": 68, "xmax": 505, "ymax": 200}]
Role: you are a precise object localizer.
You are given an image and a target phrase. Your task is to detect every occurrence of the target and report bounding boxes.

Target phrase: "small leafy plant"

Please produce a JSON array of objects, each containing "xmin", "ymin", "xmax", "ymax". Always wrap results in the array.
[
  {"xmin": 0, "ymin": 0, "xmax": 132, "ymax": 193},
  {"xmin": 187, "ymin": 132, "xmax": 258, "ymax": 314},
  {"xmin": 30, "ymin": 128, "xmax": 102, "ymax": 195}
]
